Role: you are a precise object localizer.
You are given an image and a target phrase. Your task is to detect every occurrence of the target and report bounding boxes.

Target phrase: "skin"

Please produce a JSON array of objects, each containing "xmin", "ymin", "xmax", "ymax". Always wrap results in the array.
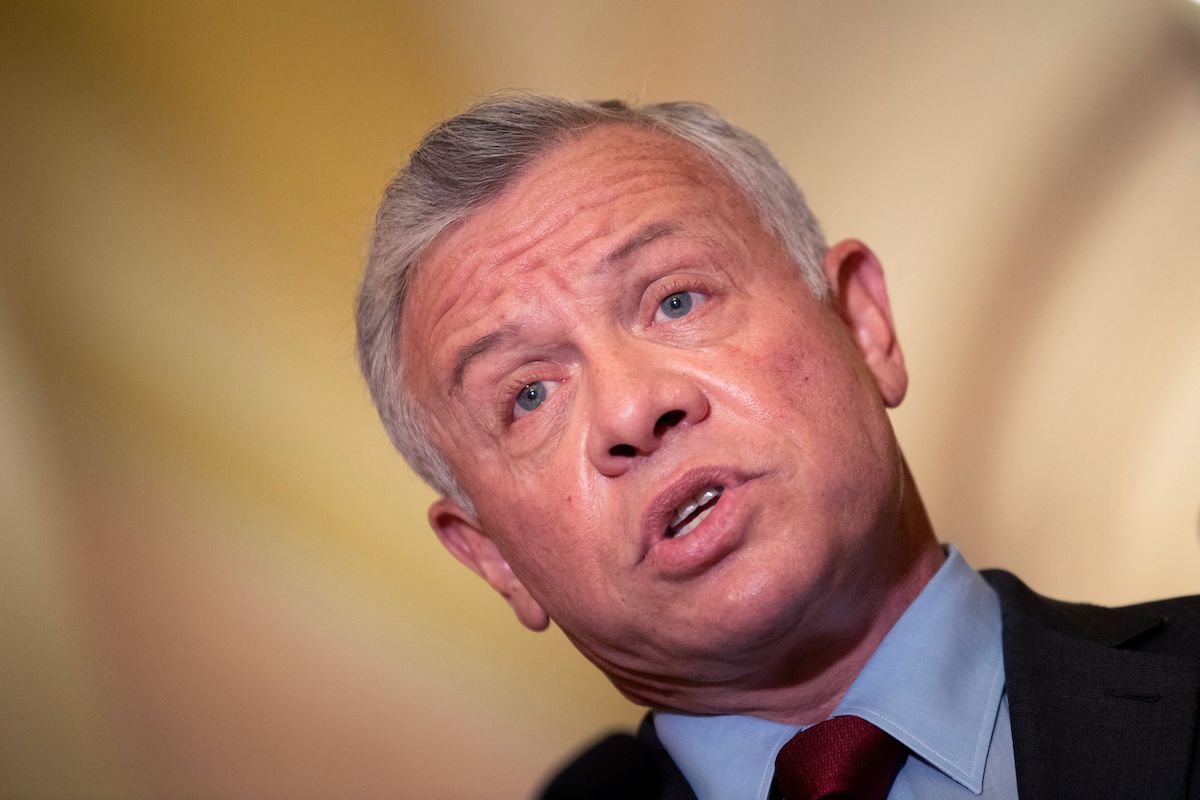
[{"xmin": 401, "ymin": 123, "xmax": 944, "ymax": 724}]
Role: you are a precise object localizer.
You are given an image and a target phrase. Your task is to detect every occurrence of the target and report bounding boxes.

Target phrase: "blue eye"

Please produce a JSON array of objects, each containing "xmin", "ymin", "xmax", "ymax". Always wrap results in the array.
[
  {"xmin": 514, "ymin": 381, "xmax": 550, "ymax": 418},
  {"xmin": 659, "ymin": 291, "xmax": 692, "ymax": 319},
  {"xmin": 657, "ymin": 290, "xmax": 702, "ymax": 321}
]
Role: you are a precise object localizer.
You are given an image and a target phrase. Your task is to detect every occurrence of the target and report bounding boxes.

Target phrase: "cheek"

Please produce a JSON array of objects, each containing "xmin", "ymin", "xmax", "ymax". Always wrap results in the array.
[
  {"xmin": 760, "ymin": 345, "xmax": 815, "ymax": 412},
  {"xmin": 715, "ymin": 323, "xmax": 842, "ymax": 427},
  {"xmin": 758, "ymin": 319, "xmax": 879, "ymax": 421},
  {"xmin": 463, "ymin": 426, "xmax": 603, "ymax": 580},
  {"xmin": 486, "ymin": 481, "xmax": 608, "ymax": 592},
  {"xmin": 720, "ymin": 314, "xmax": 896, "ymax": 498}
]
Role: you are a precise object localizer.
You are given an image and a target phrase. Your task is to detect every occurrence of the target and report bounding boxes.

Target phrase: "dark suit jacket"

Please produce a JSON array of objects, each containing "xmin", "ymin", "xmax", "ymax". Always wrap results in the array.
[{"xmin": 539, "ymin": 570, "xmax": 1200, "ymax": 799}]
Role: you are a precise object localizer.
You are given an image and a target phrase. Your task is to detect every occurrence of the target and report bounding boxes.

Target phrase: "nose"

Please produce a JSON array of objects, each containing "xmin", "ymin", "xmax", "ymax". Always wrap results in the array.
[{"xmin": 586, "ymin": 346, "xmax": 710, "ymax": 477}]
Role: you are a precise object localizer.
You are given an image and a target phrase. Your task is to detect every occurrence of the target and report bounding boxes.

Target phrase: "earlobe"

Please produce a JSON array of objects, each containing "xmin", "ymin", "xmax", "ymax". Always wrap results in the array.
[
  {"xmin": 822, "ymin": 239, "xmax": 909, "ymax": 407},
  {"xmin": 428, "ymin": 498, "xmax": 550, "ymax": 632}
]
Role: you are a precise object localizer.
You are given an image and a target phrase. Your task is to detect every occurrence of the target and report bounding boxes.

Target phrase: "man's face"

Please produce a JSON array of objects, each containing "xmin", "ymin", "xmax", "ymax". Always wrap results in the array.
[{"xmin": 402, "ymin": 125, "xmax": 910, "ymax": 708}]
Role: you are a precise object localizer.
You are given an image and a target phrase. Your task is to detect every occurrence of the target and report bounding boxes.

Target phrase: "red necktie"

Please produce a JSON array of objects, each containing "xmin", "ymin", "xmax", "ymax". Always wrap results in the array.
[{"xmin": 772, "ymin": 716, "xmax": 906, "ymax": 800}]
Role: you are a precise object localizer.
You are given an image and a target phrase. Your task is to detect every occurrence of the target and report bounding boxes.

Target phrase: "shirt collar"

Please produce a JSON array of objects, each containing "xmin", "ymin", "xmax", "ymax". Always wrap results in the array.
[
  {"xmin": 653, "ymin": 545, "xmax": 1004, "ymax": 800},
  {"xmin": 835, "ymin": 545, "xmax": 1004, "ymax": 792}
]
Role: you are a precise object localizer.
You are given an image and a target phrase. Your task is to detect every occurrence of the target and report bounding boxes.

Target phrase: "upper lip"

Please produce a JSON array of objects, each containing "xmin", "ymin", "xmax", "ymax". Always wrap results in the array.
[{"xmin": 637, "ymin": 465, "xmax": 755, "ymax": 561}]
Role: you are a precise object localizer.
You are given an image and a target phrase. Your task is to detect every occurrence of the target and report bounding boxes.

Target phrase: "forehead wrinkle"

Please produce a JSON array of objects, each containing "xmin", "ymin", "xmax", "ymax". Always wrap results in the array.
[
  {"xmin": 428, "ymin": 167, "xmax": 682, "ymax": 336},
  {"xmin": 414, "ymin": 125, "xmax": 746, "ymax": 402},
  {"xmin": 420, "ymin": 170, "xmax": 628, "ymax": 326}
]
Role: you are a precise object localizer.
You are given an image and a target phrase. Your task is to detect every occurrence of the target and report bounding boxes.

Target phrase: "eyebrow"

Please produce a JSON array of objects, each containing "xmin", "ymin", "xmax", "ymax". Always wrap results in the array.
[
  {"xmin": 449, "ymin": 328, "xmax": 512, "ymax": 394},
  {"xmin": 604, "ymin": 222, "xmax": 677, "ymax": 264},
  {"xmin": 447, "ymin": 223, "xmax": 679, "ymax": 393}
]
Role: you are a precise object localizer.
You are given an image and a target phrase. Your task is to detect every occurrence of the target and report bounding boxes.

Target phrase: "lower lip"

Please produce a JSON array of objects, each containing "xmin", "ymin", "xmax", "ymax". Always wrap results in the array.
[{"xmin": 642, "ymin": 482, "xmax": 750, "ymax": 579}]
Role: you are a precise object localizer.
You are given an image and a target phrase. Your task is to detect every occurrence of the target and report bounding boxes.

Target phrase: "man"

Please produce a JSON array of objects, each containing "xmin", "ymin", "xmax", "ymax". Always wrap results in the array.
[{"xmin": 356, "ymin": 94, "xmax": 1200, "ymax": 799}]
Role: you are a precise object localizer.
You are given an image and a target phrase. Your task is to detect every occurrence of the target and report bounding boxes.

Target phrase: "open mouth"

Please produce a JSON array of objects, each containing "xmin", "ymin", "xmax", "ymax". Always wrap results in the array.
[{"xmin": 666, "ymin": 486, "xmax": 724, "ymax": 539}]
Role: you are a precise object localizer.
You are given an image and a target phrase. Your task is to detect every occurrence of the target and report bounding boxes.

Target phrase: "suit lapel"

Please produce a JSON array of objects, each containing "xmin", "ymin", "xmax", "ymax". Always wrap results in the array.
[
  {"xmin": 988, "ymin": 571, "xmax": 1200, "ymax": 798},
  {"xmin": 636, "ymin": 714, "xmax": 699, "ymax": 800}
]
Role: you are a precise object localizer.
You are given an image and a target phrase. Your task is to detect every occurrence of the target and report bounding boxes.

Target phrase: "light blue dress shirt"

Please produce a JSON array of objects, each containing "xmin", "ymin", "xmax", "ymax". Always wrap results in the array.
[{"xmin": 654, "ymin": 546, "xmax": 1018, "ymax": 799}]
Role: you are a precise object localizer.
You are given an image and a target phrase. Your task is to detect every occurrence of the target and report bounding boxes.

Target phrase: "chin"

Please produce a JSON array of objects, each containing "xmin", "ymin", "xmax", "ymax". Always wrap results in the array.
[{"xmin": 664, "ymin": 576, "xmax": 819, "ymax": 675}]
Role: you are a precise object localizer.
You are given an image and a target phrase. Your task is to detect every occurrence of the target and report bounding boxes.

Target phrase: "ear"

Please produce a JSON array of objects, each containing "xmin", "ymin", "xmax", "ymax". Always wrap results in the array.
[
  {"xmin": 428, "ymin": 498, "xmax": 550, "ymax": 632},
  {"xmin": 822, "ymin": 239, "xmax": 908, "ymax": 407}
]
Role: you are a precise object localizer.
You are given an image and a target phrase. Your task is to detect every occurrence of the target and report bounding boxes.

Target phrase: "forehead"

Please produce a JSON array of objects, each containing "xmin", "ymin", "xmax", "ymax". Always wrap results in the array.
[{"xmin": 400, "ymin": 123, "xmax": 758, "ymax": 396}]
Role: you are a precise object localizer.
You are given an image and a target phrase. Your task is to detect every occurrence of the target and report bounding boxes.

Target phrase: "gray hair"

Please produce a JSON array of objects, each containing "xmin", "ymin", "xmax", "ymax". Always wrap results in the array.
[{"xmin": 356, "ymin": 93, "xmax": 828, "ymax": 511}]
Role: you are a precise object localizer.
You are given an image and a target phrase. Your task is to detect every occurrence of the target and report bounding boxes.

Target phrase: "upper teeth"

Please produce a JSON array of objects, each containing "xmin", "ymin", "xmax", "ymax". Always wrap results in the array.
[{"xmin": 670, "ymin": 486, "xmax": 723, "ymax": 529}]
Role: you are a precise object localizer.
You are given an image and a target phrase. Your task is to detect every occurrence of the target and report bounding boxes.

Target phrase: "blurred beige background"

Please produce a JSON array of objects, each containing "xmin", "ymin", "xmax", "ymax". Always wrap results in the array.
[{"xmin": 2, "ymin": 1, "xmax": 1198, "ymax": 798}]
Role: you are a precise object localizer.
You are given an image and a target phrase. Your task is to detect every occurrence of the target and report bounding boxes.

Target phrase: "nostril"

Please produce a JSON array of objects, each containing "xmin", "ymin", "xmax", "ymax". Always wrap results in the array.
[
  {"xmin": 604, "ymin": 410, "xmax": 689, "ymax": 460},
  {"xmin": 654, "ymin": 409, "xmax": 686, "ymax": 437}
]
